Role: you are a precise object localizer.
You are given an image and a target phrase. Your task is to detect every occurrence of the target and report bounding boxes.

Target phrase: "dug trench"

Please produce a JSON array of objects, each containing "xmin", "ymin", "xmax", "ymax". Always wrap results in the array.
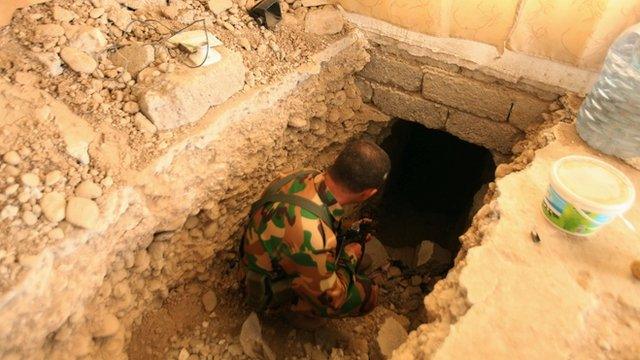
[
  {"xmin": 127, "ymin": 118, "xmax": 498, "ymax": 360},
  {"xmin": 0, "ymin": 3, "xmax": 571, "ymax": 356}
]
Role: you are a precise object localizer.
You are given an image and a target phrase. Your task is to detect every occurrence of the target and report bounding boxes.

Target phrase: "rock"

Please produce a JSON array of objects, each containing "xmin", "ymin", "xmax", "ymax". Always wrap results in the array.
[
  {"xmin": 388, "ymin": 266, "xmax": 401, "ymax": 277},
  {"xmin": 287, "ymin": 116, "xmax": 308, "ymax": 128},
  {"xmin": 75, "ymin": 180, "xmax": 102, "ymax": 199},
  {"xmin": 91, "ymin": 313, "xmax": 120, "ymax": 337},
  {"xmin": 0, "ymin": 205, "xmax": 19, "ymax": 220},
  {"xmin": 304, "ymin": 7, "xmax": 343, "ymax": 35},
  {"xmin": 631, "ymin": 260, "xmax": 640, "ymax": 280},
  {"xmin": 414, "ymin": 240, "xmax": 451, "ymax": 273},
  {"xmin": 52, "ymin": 6, "xmax": 77, "ymax": 22},
  {"xmin": 201, "ymin": 290, "xmax": 218, "ymax": 312},
  {"xmin": 240, "ymin": 313, "xmax": 275, "ymax": 360},
  {"xmin": 40, "ymin": 191, "xmax": 66, "ymax": 222},
  {"xmin": 60, "ymin": 47, "xmax": 98, "ymax": 74},
  {"xmin": 65, "ymin": 196, "xmax": 99, "ymax": 229},
  {"xmin": 136, "ymin": 47, "xmax": 246, "ymax": 130},
  {"xmin": 207, "ymin": 0, "xmax": 233, "ymax": 14},
  {"xmin": 3, "ymin": 151, "xmax": 21, "ymax": 165},
  {"xmin": 32, "ymin": 51, "xmax": 63, "ymax": 76},
  {"xmin": 364, "ymin": 236, "xmax": 389, "ymax": 272},
  {"xmin": 15, "ymin": 71, "xmax": 39, "ymax": 86},
  {"xmin": 21, "ymin": 173, "xmax": 41, "ymax": 187},
  {"xmin": 376, "ymin": 317, "xmax": 408, "ymax": 358},
  {"xmin": 48, "ymin": 227, "xmax": 65, "ymax": 240},
  {"xmin": 228, "ymin": 344, "xmax": 244, "ymax": 356},
  {"xmin": 109, "ymin": 44, "xmax": 155, "ymax": 76},
  {"xmin": 66, "ymin": 26, "xmax": 108, "ymax": 54},
  {"xmin": 5, "ymin": 184, "xmax": 19, "ymax": 196},
  {"xmin": 36, "ymin": 24, "xmax": 65, "ymax": 38},
  {"xmin": 161, "ymin": 5, "xmax": 179, "ymax": 19},
  {"xmin": 108, "ymin": 6, "xmax": 132, "ymax": 31},
  {"xmin": 89, "ymin": 7, "xmax": 105, "ymax": 18},
  {"xmin": 22, "ymin": 210, "xmax": 38, "ymax": 225},
  {"xmin": 303, "ymin": 343, "xmax": 327, "ymax": 360},
  {"xmin": 133, "ymin": 113, "xmax": 157, "ymax": 133},
  {"xmin": 45, "ymin": 170, "xmax": 63, "ymax": 186},
  {"xmin": 178, "ymin": 348, "xmax": 190, "ymax": 360},
  {"xmin": 123, "ymin": 101, "xmax": 140, "ymax": 114},
  {"xmin": 119, "ymin": 0, "xmax": 167, "ymax": 9},
  {"xmin": 410, "ymin": 275, "xmax": 422, "ymax": 286}
]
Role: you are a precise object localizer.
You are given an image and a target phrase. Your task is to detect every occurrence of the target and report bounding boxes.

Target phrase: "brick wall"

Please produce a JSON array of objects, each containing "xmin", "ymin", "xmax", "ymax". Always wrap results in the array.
[{"xmin": 356, "ymin": 45, "xmax": 559, "ymax": 154}]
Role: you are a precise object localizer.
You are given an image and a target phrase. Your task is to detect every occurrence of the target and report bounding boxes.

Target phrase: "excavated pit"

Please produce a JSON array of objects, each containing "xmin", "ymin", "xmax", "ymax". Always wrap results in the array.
[{"xmin": 1, "ymin": 2, "xmax": 588, "ymax": 358}]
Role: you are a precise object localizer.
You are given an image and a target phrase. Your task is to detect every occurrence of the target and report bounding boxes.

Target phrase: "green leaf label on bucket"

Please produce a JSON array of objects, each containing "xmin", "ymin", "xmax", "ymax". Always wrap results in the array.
[
  {"xmin": 542, "ymin": 187, "xmax": 614, "ymax": 236},
  {"xmin": 542, "ymin": 155, "xmax": 636, "ymax": 237}
]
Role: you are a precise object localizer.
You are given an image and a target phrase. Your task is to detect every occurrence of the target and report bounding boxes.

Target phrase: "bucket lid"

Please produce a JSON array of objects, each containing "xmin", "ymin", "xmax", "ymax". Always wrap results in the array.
[{"xmin": 551, "ymin": 155, "xmax": 636, "ymax": 214}]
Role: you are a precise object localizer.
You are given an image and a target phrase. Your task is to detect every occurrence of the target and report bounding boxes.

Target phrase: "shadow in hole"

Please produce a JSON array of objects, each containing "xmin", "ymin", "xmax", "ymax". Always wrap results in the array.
[{"xmin": 371, "ymin": 119, "xmax": 496, "ymax": 258}]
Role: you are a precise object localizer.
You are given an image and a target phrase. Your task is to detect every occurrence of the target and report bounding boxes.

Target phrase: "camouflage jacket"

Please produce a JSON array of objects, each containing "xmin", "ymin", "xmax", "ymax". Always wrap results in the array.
[{"xmin": 241, "ymin": 170, "xmax": 378, "ymax": 317}]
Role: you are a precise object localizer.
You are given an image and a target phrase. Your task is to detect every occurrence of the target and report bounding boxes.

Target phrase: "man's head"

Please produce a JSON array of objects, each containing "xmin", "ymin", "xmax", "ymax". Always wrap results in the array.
[{"xmin": 326, "ymin": 139, "xmax": 390, "ymax": 204}]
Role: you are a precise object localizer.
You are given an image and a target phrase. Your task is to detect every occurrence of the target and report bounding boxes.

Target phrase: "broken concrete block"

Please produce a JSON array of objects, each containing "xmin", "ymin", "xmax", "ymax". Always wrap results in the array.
[
  {"xmin": 109, "ymin": 44, "xmax": 155, "ymax": 76},
  {"xmin": 136, "ymin": 47, "xmax": 245, "ymax": 130},
  {"xmin": 376, "ymin": 317, "xmax": 408, "ymax": 358},
  {"xmin": 60, "ymin": 47, "xmax": 97, "ymax": 74},
  {"xmin": 304, "ymin": 7, "xmax": 344, "ymax": 35}
]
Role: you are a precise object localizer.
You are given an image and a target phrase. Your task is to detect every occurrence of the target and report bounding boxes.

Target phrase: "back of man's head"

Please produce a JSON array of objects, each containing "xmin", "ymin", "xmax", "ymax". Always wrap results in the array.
[{"xmin": 328, "ymin": 139, "xmax": 391, "ymax": 193}]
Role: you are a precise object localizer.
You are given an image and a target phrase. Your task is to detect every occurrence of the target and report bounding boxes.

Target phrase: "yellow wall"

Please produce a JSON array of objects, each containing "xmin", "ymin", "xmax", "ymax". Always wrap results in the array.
[{"xmin": 339, "ymin": 0, "xmax": 640, "ymax": 70}]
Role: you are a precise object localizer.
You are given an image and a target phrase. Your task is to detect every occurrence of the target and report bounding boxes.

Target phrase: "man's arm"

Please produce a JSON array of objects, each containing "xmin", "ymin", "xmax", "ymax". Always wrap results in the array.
[{"xmin": 278, "ymin": 219, "xmax": 378, "ymax": 318}]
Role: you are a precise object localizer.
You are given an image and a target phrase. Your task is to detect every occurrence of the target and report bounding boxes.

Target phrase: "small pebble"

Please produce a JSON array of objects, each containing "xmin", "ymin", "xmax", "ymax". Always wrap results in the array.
[
  {"xmin": 3, "ymin": 151, "xmax": 21, "ymax": 165},
  {"xmin": 631, "ymin": 260, "xmax": 640, "ymax": 280},
  {"xmin": 21, "ymin": 173, "xmax": 41, "ymax": 187},
  {"xmin": 45, "ymin": 170, "xmax": 64, "ymax": 186}
]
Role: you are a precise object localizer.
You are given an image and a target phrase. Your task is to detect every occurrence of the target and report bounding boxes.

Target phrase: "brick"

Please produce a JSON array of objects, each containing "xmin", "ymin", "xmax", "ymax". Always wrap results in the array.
[
  {"xmin": 136, "ymin": 47, "xmax": 245, "ymax": 130},
  {"xmin": 359, "ymin": 51, "xmax": 423, "ymax": 92},
  {"xmin": 372, "ymin": 83, "xmax": 447, "ymax": 129},
  {"xmin": 423, "ymin": 67, "xmax": 514, "ymax": 122},
  {"xmin": 354, "ymin": 77, "xmax": 372, "ymax": 103},
  {"xmin": 509, "ymin": 94, "xmax": 551, "ymax": 131},
  {"xmin": 445, "ymin": 110, "xmax": 522, "ymax": 153}
]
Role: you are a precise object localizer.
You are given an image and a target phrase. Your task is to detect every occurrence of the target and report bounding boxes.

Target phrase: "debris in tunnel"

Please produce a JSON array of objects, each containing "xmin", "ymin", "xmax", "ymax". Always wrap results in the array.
[{"xmin": 369, "ymin": 119, "xmax": 496, "ymax": 274}]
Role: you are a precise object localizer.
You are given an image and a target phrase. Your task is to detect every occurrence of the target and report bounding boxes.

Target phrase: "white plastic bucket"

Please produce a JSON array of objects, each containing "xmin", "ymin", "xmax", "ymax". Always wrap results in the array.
[{"xmin": 541, "ymin": 155, "xmax": 636, "ymax": 236}]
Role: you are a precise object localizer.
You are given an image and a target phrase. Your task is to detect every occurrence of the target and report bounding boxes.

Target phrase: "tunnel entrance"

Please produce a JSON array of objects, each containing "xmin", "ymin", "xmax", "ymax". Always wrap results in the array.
[{"xmin": 368, "ymin": 119, "xmax": 496, "ymax": 271}]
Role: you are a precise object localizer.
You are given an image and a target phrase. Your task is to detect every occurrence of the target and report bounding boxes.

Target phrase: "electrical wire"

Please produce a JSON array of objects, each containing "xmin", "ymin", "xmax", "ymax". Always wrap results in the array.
[{"xmin": 107, "ymin": 17, "xmax": 214, "ymax": 69}]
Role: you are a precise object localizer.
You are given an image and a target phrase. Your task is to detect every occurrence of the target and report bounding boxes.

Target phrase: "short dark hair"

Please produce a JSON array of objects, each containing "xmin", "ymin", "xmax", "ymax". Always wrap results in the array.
[{"xmin": 328, "ymin": 139, "xmax": 390, "ymax": 193}]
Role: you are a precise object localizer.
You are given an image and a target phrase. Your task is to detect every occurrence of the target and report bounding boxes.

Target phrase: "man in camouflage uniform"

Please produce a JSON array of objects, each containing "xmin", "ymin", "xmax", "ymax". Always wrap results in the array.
[{"xmin": 241, "ymin": 140, "xmax": 391, "ymax": 317}]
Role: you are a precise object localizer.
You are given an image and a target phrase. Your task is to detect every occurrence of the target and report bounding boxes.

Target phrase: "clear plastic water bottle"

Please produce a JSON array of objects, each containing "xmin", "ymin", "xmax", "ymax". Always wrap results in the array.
[{"xmin": 577, "ymin": 23, "xmax": 640, "ymax": 159}]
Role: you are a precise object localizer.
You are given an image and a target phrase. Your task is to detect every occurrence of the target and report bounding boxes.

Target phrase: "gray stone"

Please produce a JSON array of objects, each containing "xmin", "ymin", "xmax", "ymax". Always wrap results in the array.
[
  {"xmin": 372, "ymin": 83, "xmax": 447, "ymax": 129},
  {"xmin": 109, "ymin": 44, "xmax": 155, "ymax": 76},
  {"xmin": 445, "ymin": 110, "xmax": 522, "ymax": 153},
  {"xmin": 304, "ymin": 7, "xmax": 344, "ymax": 35},
  {"xmin": 60, "ymin": 47, "xmax": 97, "ymax": 74},
  {"xmin": 136, "ymin": 47, "xmax": 245, "ymax": 130},
  {"xmin": 376, "ymin": 317, "xmax": 408, "ymax": 358},
  {"xmin": 359, "ymin": 51, "xmax": 423, "ymax": 92}
]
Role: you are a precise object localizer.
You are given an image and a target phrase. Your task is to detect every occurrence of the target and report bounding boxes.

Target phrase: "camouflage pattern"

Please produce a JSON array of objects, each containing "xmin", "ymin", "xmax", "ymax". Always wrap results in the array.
[{"xmin": 241, "ymin": 170, "xmax": 378, "ymax": 317}]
